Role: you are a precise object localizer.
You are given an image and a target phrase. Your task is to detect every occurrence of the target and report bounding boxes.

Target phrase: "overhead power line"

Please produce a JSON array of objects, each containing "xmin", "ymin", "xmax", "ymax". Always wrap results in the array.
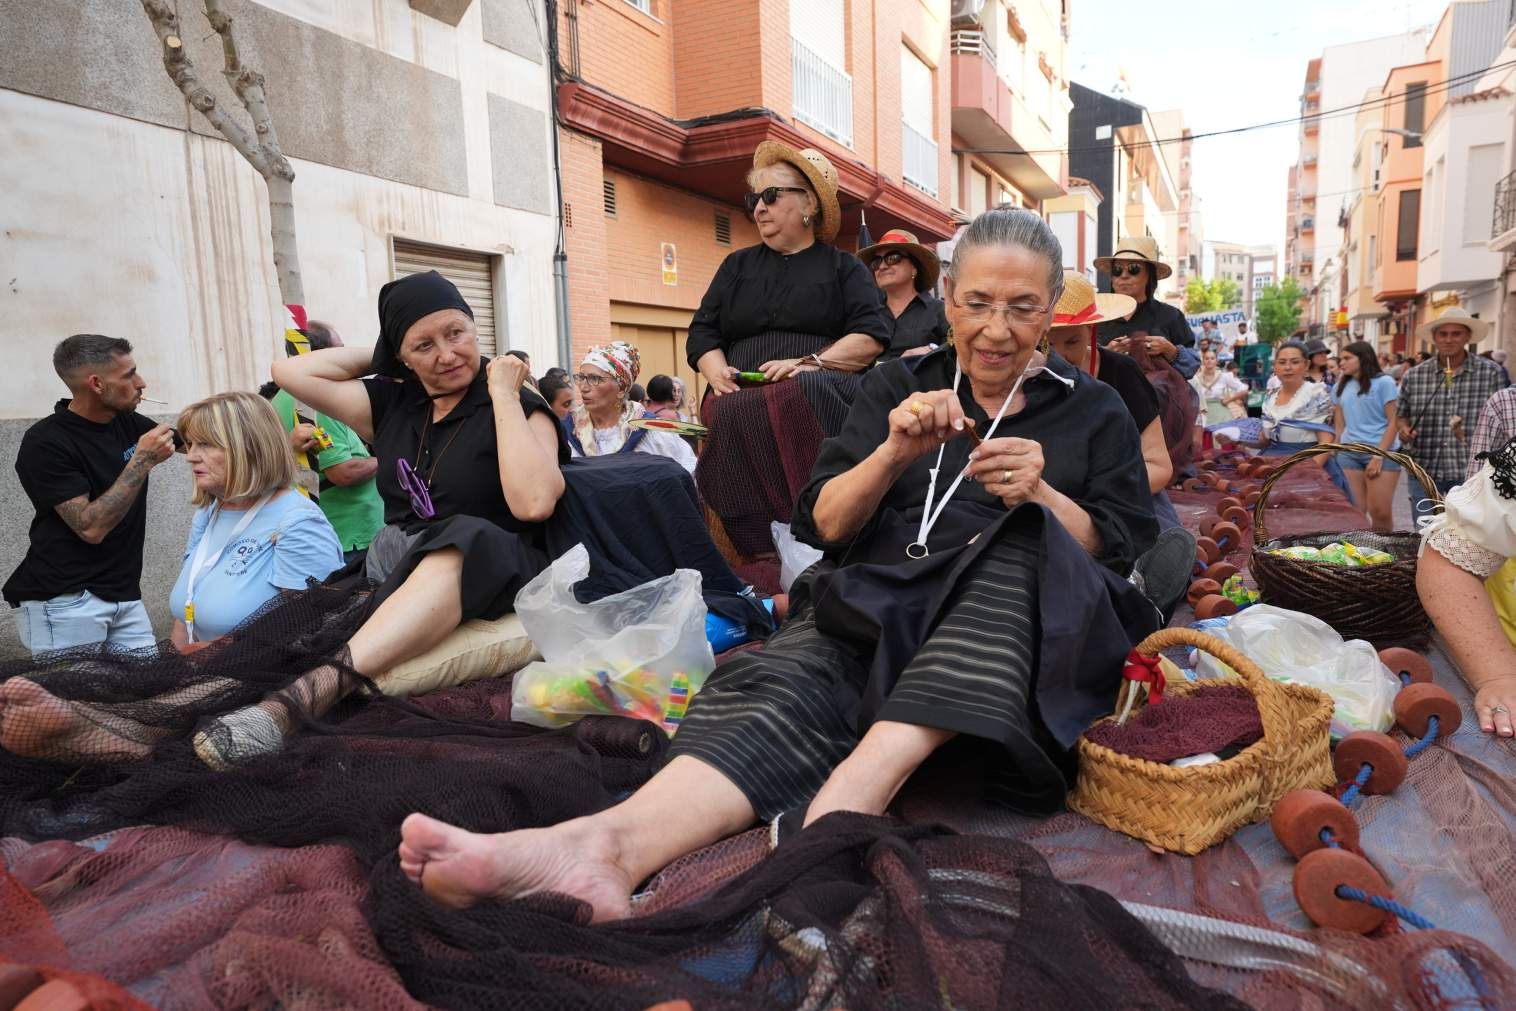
[{"xmin": 956, "ymin": 59, "xmax": 1516, "ymax": 159}]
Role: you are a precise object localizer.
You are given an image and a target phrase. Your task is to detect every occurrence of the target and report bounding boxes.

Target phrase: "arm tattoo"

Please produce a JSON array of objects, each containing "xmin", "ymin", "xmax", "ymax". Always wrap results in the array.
[{"xmin": 54, "ymin": 453, "xmax": 153, "ymax": 541}]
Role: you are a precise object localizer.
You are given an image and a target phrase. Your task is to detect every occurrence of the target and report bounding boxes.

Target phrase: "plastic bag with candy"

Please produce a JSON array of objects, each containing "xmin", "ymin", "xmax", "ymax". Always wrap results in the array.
[{"xmin": 509, "ymin": 545, "xmax": 715, "ymax": 733}]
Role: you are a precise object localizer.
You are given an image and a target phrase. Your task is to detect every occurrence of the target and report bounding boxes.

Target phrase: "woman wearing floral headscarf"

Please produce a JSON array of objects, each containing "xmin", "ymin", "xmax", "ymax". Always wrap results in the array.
[{"xmin": 566, "ymin": 341, "xmax": 696, "ymax": 474}]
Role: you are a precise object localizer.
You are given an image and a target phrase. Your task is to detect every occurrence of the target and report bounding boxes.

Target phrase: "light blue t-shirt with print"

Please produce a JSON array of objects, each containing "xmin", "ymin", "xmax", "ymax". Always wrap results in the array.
[
  {"xmin": 169, "ymin": 488, "xmax": 343, "ymax": 641},
  {"xmin": 1332, "ymin": 373, "xmax": 1400, "ymax": 449}
]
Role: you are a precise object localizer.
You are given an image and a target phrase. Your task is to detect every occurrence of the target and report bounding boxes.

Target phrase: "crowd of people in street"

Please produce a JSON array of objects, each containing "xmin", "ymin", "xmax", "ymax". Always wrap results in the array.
[{"xmin": 4, "ymin": 141, "xmax": 1515, "ymax": 920}]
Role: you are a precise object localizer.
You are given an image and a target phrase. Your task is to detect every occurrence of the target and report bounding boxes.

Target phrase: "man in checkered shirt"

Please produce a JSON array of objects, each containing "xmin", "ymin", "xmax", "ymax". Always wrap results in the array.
[
  {"xmin": 1469, "ymin": 384, "xmax": 1516, "ymax": 477},
  {"xmin": 1396, "ymin": 309, "xmax": 1505, "ymax": 522}
]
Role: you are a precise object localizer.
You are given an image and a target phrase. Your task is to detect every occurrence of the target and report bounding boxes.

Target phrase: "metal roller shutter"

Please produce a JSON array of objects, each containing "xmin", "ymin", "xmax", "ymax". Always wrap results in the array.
[{"xmin": 391, "ymin": 240, "xmax": 498, "ymax": 357}]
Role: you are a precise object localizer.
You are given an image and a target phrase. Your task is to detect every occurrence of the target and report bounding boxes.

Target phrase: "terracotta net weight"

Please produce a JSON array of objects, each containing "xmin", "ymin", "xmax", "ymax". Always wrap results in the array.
[
  {"xmin": 1332, "ymin": 731, "xmax": 1407, "ymax": 795},
  {"xmin": 1393, "ymin": 682, "xmax": 1462, "ymax": 739},
  {"xmin": 1293, "ymin": 848, "xmax": 1392, "ymax": 934},
  {"xmin": 1271, "ymin": 788, "xmax": 1360, "ymax": 859},
  {"xmin": 1378, "ymin": 647, "xmax": 1434, "ymax": 685}
]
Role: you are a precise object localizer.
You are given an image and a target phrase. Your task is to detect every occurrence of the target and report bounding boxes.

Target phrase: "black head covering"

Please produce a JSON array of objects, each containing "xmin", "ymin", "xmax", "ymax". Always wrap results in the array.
[{"xmin": 371, "ymin": 271, "xmax": 474, "ymax": 378}]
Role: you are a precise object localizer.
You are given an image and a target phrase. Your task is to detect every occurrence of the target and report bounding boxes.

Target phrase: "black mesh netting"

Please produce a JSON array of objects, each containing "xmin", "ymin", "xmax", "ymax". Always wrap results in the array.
[{"xmin": 2, "ymin": 583, "xmax": 1513, "ymax": 1008}]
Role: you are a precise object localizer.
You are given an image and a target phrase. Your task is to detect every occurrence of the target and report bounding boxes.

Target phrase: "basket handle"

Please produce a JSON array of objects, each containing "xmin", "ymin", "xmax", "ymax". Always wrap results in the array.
[
  {"xmin": 1134, "ymin": 627, "xmax": 1291, "ymax": 770},
  {"xmin": 1253, "ymin": 441, "xmax": 1440, "ymax": 543}
]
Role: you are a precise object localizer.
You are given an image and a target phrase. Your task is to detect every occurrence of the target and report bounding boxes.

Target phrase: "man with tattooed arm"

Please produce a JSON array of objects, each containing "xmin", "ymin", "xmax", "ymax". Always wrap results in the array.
[{"xmin": 5, "ymin": 335, "xmax": 175, "ymax": 654}]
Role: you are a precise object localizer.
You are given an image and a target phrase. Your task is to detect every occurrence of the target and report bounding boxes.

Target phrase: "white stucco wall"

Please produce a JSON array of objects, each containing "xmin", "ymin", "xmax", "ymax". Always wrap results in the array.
[{"xmin": 1419, "ymin": 96, "xmax": 1510, "ymax": 291}]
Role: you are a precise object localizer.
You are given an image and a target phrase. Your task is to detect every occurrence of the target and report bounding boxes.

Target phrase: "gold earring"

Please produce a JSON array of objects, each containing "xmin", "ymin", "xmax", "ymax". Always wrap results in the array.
[{"xmin": 1037, "ymin": 334, "xmax": 1051, "ymax": 355}]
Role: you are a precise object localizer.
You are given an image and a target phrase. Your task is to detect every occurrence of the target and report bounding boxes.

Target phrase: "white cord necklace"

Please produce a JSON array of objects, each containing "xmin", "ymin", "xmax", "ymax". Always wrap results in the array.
[{"xmin": 907, "ymin": 357, "xmax": 1068, "ymax": 559}]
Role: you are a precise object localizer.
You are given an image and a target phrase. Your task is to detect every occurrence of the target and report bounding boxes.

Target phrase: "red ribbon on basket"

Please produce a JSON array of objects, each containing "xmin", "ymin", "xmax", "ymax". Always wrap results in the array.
[{"xmin": 1122, "ymin": 650, "xmax": 1166, "ymax": 705}]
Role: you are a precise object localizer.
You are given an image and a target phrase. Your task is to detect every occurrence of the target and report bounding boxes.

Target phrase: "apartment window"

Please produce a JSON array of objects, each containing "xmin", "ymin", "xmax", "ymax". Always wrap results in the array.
[
  {"xmin": 899, "ymin": 46, "xmax": 938, "ymax": 197},
  {"xmin": 602, "ymin": 177, "xmax": 617, "ymax": 217},
  {"xmin": 1464, "ymin": 143, "xmax": 1503, "ymax": 244},
  {"xmin": 996, "ymin": 6, "xmax": 1026, "ymax": 93},
  {"xmin": 1403, "ymin": 82, "xmax": 1427, "ymax": 147},
  {"xmin": 623, "ymin": 0, "xmax": 652, "ymax": 13},
  {"xmin": 970, "ymin": 166, "xmax": 990, "ymax": 217},
  {"xmin": 714, "ymin": 211, "xmax": 732, "ymax": 246},
  {"xmin": 790, "ymin": 0, "xmax": 851, "ymax": 145},
  {"xmin": 1396, "ymin": 189, "xmax": 1420, "ymax": 261}
]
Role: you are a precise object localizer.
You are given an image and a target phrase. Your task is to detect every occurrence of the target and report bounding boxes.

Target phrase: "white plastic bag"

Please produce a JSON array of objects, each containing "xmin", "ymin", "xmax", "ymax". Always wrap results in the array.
[
  {"xmin": 770, "ymin": 521, "xmax": 824, "ymax": 593},
  {"xmin": 1194, "ymin": 604, "xmax": 1398, "ymax": 738},
  {"xmin": 510, "ymin": 545, "xmax": 715, "ymax": 732}
]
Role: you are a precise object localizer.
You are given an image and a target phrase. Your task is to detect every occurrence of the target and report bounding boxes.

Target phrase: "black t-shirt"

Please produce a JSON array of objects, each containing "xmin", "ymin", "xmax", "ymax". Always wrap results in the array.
[
  {"xmin": 1096, "ymin": 297, "xmax": 1195, "ymax": 349},
  {"xmin": 1094, "ymin": 347, "xmax": 1161, "ymax": 432},
  {"xmin": 686, "ymin": 242, "xmax": 891, "ymax": 368},
  {"xmin": 364, "ymin": 363, "xmax": 569, "ymax": 537},
  {"xmin": 790, "ymin": 349, "xmax": 1157, "ymax": 575},
  {"xmin": 4, "ymin": 402, "xmax": 158, "ymax": 606},
  {"xmin": 879, "ymin": 292, "xmax": 951, "ymax": 361}
]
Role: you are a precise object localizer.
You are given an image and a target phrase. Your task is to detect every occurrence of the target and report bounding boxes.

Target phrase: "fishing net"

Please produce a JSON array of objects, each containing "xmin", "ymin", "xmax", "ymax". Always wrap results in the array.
[{"xmin": 1, "ymin": 458, "xmax": 1512, "ymax": 1008}]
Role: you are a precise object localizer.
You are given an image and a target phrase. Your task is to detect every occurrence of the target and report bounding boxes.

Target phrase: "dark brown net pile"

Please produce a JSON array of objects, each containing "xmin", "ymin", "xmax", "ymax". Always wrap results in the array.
[{"xmin": 1, "ymin": 557, "xmax": 1513, "ymax": 1007}]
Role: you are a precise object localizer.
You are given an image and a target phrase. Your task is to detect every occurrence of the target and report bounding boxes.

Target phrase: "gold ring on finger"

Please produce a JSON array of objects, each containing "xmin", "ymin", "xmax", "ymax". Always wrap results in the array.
[
  {"xmin": 1003, "ymin": 468, "xmax": 1013, "ymax": 484},
  {"xmin": 909, "ymin": 400, "xmax": 927, "ymax": 416}
]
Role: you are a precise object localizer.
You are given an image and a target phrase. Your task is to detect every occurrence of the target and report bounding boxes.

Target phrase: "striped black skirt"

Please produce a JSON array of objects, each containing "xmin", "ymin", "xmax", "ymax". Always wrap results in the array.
[{"xmin": 670, "ymin": 518, "xmax": 1067, "ymax": 819}]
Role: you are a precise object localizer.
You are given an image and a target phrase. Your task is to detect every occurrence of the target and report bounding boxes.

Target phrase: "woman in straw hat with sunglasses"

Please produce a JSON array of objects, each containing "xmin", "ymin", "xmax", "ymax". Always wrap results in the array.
[
  {"xmin": 1095, "ymin": 237, "xmax": 1199, "ymax": 380},
  {"xmin": 859, "ymin": 229, "xmax": 949, "ymax": 361},
  {"xmin": 687, "ymin": 142, "xmax": 891, "ymax": 556}
]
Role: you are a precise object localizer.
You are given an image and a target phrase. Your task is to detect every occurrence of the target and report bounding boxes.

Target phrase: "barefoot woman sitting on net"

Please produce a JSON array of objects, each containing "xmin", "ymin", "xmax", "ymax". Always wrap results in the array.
[
  {"xmin": 397, "ymin": 208, "xmax": 1165, "ymax": 920},
  {"xmin": 0, "ymin": 271, "xmax": 568, "ymax": 766}
]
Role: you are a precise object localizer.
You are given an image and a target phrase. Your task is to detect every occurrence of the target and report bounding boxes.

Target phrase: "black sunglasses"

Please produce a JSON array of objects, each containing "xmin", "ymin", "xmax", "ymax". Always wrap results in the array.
[
  {"xmin": 1110, "ymin": 263, "xmax": 1147, "ymax": 278},
  {"xmin": 870, "ymin": 251, "xmax": 907, "ymax": 271},
  {"xmin": 743, "ymin": 186, "xmax": 808, "ymax": 213}
]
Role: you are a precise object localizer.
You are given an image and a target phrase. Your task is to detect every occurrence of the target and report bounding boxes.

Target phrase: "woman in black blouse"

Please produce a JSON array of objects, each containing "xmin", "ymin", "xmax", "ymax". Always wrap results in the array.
[
  {"xmin": 687, "ymin": 142, "xmax": 890, "ymax": 555},
  {"xmin": 394, "ymin": 209, "xmax": 1164, "ymax": 921},
  {"xmin": 860, "ymin": 228, "xmax": 951, "ymax": 361},
  {"xmin": 1094, "ymin": 237, "xmax": 1199, "ymax": 380},
  {"xmin": 196, "ymin": 271, "xmax": 568, "ymax": 765}
]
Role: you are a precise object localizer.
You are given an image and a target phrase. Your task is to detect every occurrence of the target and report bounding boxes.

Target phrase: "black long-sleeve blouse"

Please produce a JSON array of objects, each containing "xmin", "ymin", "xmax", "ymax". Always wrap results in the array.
[
  {"xmin": 1096, "ymin": 296, "xmax": 1194, "ymax": 350},
  {"xmin": 685, "ymin": 242, "xmax": 891, "ymax": 369},
  {"xmin": 879, "ymin": 292, "xmax": 951, "ymax": 361},
  {"xmin": 791, "ymin": 348, "xmax": 1158, "ymax": 575}
]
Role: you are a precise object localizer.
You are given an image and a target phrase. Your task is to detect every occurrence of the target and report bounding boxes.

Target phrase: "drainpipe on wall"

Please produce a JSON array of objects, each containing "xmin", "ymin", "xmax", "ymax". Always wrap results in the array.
[{"xmin": 547, "ymin": 0, "xmax": 573, "ymax": 368}]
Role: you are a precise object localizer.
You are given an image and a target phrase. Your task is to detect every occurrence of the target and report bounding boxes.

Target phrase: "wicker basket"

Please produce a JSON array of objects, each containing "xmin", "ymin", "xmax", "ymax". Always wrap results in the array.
[
  {"xmin": 1069, "ymin": 627, "xmax": 1334, "ymax": 855},
  {"xmin": 1250, "ymin": 442, "xmax": 1438, "ymax": 650}
]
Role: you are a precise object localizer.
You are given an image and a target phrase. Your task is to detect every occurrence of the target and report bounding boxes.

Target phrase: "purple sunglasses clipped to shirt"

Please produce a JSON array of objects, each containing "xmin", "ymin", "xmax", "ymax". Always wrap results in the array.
[{"xmin": 395, "ymin": 458, "xmax": 436, "ymax": 520}]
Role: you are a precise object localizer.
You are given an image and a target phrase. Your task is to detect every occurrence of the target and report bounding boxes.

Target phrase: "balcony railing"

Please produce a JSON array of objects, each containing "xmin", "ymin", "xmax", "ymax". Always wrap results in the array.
[
  {"xmin": 901, "ymin": 120, "xmax": 939, "ymax": 198},
  {"xmin": 1494, "ymin": 168, "xmax": 1516, "ymax": 246},
  {"xmin": 792, "ymin": 37, "xmax": 853, "ymax": 147},
  {"xmin": 950, "ymin": 27, "xmax": 991, "ymax": 57}
]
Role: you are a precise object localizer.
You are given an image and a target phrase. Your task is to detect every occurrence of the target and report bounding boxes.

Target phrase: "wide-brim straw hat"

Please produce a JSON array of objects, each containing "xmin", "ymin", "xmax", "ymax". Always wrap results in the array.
[
  {"xmin": 753, "ymin": 140, "xmax": 842, "ymax": 243},
  {"xmin": 1052, "ymin": 272, "xmax": 1136, "ymax": 327},
  {"xmin": 1416, "ymin": 306, "xmax": 1491, "ymax": 343},
  {"xmin": 857, "ymin": 228, "xmax": 940, "ymax": 291},
  {"xmin": 1093, "ymin": 235, "xmax": 1173, "ymax": 280}
]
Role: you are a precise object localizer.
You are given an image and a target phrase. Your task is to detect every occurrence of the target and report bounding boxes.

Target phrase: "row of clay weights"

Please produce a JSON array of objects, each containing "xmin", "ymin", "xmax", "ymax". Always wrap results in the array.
[{"xmin": 1180, "ymin": 445, "xmax": 1277, "ymax": 619}]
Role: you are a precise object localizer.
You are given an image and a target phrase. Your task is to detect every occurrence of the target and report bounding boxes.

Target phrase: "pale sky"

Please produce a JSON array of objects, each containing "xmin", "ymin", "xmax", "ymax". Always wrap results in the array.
[{"xmin": 1069, "ymin": 0, "xmax": 1450, "ymax": 257}]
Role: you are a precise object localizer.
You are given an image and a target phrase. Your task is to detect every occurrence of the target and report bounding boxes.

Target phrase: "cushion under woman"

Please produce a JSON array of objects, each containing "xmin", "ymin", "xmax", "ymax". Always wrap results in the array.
[
  {"xmin": 394, "ymin": 208, "xmax": 1162, "ymax": 921},
  {"xmin": 1331, "ymin": 340, "xmax": 1401, "ymax": 531},
  {"xmin": 565, "ymin": 342, "xmax": 695, "ymax": 474}
]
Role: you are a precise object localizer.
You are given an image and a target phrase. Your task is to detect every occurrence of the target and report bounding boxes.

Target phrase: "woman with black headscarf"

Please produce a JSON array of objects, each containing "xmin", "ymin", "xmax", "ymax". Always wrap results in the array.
[{"xmin": 192, "ymin": 270, "xmax": 570, "ymax": 762}]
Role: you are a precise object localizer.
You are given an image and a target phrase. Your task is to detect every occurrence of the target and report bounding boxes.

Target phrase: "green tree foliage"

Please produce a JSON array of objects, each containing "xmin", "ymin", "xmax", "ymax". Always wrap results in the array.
[
  {"xmin": 1255, "ymin": 277, "xmax": 1306, "ymax": 343},
  {"xmin": 1184, "ymin": 277, "xmax": 1243, "ymax": 314}
]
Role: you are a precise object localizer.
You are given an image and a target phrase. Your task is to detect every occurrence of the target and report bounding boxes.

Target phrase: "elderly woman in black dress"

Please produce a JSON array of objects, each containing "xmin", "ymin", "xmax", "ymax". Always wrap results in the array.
[
  {"xmin": 396, "ymin": 209, "xmax": 1162, "ymax": 920},
  {"xmin": 688, "ymin": 141, "xmax": 890, "ymax": 555}
]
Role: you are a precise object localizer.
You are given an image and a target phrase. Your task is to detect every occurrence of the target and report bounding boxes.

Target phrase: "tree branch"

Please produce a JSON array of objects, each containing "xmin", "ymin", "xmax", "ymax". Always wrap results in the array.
[
  {"xmin": 139, "ymin": 0, "xmax": 270, "ymax": 175},
  {"xmin": 203, "ymin": 0, "xmax": 294, "ymax": 182}
]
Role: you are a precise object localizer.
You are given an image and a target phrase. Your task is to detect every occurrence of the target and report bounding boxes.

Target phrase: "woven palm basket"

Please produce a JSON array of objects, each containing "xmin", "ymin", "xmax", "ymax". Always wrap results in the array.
[
  {"xmin": 1250, "ymin": 441, "xmax": 1439, "ymax": 650},
  {"xmin": 1069, "ymin": 627, "xmax": 1334, "ymax": 855}
]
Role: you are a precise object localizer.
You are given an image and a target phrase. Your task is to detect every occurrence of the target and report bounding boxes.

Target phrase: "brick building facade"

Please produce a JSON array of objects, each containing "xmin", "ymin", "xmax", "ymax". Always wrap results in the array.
[{"xmin": 553, "ymin": 0, "xmax": 957, "ymax": 395}]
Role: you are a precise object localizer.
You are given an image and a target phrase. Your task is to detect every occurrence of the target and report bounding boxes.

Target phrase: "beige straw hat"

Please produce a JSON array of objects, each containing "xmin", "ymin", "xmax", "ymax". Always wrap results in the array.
[
  {"xmin": 752, "ymin": 141, "xmax": 842, "ymax": 243},
  {"xmin": 1053, "ymin": 272, "xmax": 1136, "ymax": 326},
  {"xmin": 1093, "ymin": 235, "xmax": 1173, "ymax": 280},
  {"xmin": 1415, "ymin": 305, "xmax": 1491, "ymax": 343}
]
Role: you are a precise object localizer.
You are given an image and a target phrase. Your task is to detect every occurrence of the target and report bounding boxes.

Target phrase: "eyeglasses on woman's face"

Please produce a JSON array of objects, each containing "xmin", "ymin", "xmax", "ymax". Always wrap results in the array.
[
  {"xmin": 1109, "ymin": 263, "xmax": 1147, "ymax": 278},
  {"xmin": 743, "ymin": 186, "xmax": 808, "ymax": 213},
  {"xmin": 951, "ymin": 296, "xmax": 1055, "ymax": 328},
  {"xmin": 870, "ymin": 252, "xmax": 907, "ymax": 272},
  {"xmin": 572, "ymin": 373, "xmax": 612, "ymax": 388}
]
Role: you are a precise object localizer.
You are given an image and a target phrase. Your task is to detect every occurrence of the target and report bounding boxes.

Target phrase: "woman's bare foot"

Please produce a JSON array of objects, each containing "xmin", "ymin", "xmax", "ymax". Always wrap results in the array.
[
  {"xmin": 0, "ymin": 678, "xmax": 162, "ymax": 761},
  {"xmin": 398, "ymin": 812, "xmax": 637, "ymax": 922}
]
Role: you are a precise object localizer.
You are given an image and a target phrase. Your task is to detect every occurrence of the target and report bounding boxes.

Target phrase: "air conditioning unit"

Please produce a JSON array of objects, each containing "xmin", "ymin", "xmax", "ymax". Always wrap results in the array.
[{"xmin": 951, "ymin": 0, "xmax": 986, "ymax": 25}]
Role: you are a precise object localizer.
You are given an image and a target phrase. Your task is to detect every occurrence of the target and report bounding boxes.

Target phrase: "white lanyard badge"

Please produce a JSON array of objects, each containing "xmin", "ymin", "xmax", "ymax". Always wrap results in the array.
[
  {"xmin": 907, "ymin": 358, "xmax": 1072, "ymax": 559},
  {"xmin": 184, "ymin": 493, "xmax": 272, "ymax": 642}
]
